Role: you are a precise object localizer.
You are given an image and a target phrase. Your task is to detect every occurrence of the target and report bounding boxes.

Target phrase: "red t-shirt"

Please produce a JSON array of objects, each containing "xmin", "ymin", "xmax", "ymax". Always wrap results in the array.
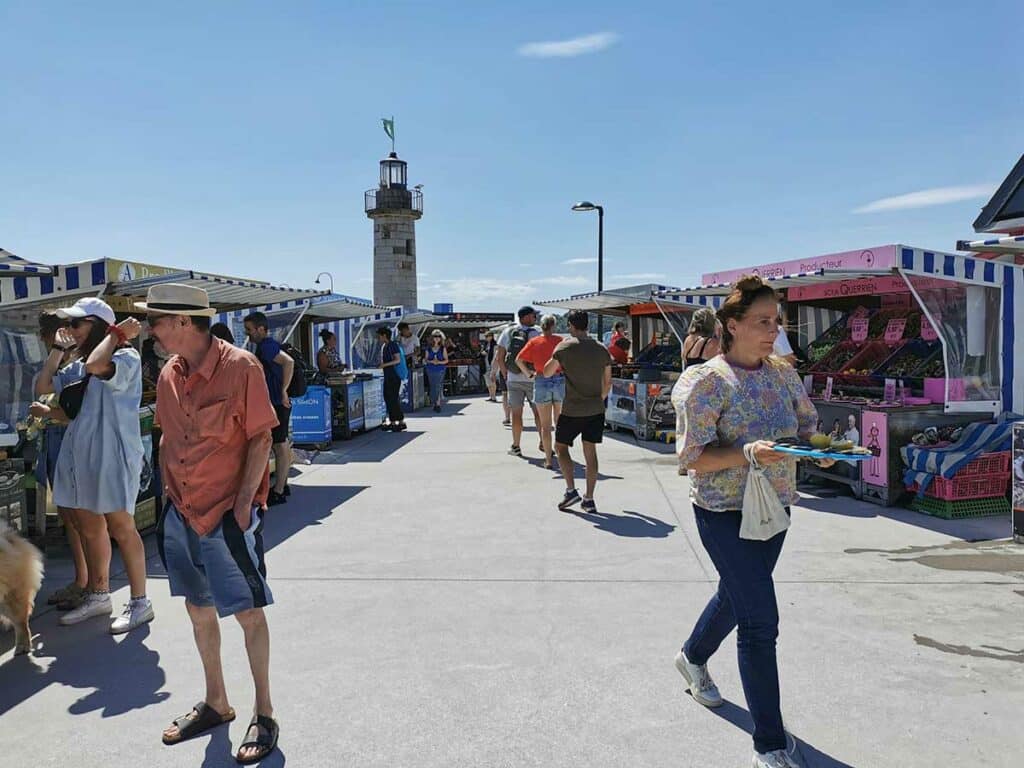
[
  {"xmin": 517, "ymin": 334, "xmax": 563, "ymax": 374},
  {"xmin": 607, "ymin": 332, "xmax": 628, "ymax": 364}
]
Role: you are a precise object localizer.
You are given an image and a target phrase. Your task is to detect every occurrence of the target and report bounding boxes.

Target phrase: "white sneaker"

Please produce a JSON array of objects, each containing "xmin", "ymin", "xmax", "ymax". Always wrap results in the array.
[
  {"xmin": 59, "ymin": 592, "xmax": 112, "ymax": 626},
  {"xmin": 110, "ymin": 597, "xmax": 155, "ymax": 634},
  {"xmin": 752, "ymin": 749, "xmax": 802, "ymax": 768},
  {"xmin": 673, "ymin": 649, "xmax": 723, "ymax": 708}
]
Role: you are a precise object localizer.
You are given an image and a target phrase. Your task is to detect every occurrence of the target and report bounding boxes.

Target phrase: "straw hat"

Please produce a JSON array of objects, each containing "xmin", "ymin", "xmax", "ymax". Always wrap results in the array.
[{"xmin": 134, "ymin": 283, "xmax": 217, "ymax": 317}]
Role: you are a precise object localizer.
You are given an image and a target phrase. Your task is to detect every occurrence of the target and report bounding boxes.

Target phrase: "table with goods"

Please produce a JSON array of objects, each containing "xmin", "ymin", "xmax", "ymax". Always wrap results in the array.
[{"xmin": 606, "ymin": 332, "xmax": 680, "ymax": 441}]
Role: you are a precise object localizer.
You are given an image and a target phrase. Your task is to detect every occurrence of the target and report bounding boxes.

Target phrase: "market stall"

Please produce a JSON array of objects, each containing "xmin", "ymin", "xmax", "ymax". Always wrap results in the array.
[
  {"xmin": 536, "ymin": 284, "xmax": 689, "ymax": 440},
  {"xmin": 659, "ymin": 245, "xmax": 1023, "ymax": 507},
  {"xmin": 418, "ymin": 313, "xmax": 514, "ymax": 397}
]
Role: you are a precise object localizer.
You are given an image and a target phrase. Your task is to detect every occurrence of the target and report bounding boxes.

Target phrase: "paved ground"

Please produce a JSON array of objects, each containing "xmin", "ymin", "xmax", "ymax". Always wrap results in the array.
[{"xmin": 2, "ymin": 395, "xmax": 1022, "ymax": 767}]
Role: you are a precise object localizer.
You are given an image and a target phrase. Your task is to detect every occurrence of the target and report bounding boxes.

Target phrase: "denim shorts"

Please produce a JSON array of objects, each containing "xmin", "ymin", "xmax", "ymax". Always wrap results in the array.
[
  {"xmin": 158, "ymin": 501, "xmax": 273, "ymax": 618},
  {"xmin": 533, "ymin": 375, "xmax": 565, "ymax": 405}
]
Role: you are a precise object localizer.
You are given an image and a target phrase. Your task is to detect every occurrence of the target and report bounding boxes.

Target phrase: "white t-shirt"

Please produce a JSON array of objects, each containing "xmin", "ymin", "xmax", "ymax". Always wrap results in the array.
[
  {"xmin": 773, "ymin": 327, "xmax": 794, "ymax": 357},
  {"xmin": 398, "ymin": 333, "xmax": 420, "ymax": 358},
  {"xmin": 497, "ymin": 324, "xmax": 540, "ymax": 383}
]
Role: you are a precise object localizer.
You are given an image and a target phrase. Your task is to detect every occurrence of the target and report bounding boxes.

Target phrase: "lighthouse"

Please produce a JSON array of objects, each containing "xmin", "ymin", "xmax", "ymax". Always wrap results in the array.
[{"xmin": 365, "ymin": 151, "xmax": 423, "ymax": 309}]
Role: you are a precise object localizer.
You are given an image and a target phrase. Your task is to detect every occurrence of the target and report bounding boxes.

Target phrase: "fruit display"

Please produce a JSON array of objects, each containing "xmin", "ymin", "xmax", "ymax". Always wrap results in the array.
[
  {"xmin": 916, "ymin": 356, "xmax": 945, "ymax": 378},
  {"xmin": 817, "ymin": 344, "xmax": 859, "ymax": 372},
  {"xmin": 878, "ymin": 346, "xmax": 927, "ymax": 377},
  {"xmin": 807, "ymin": 340, "xmax": 837, "ymax": 363},
  {"xmin": 841, "ymin": 368, "xmax": 872, "ymax": 375},
  {"xmin": 809, "ymin": 433, "xmax": 832, "ymax": 449}
]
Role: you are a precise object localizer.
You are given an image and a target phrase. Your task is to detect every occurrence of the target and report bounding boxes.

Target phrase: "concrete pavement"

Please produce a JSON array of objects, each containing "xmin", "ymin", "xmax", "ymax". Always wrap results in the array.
[{"xmin": 1, "ymin": 395, "xmax": 1022, "ymax": 767}]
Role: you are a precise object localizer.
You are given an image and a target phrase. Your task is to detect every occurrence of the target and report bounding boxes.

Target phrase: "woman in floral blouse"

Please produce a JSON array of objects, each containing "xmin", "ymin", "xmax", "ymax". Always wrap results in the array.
[{"xmin": 671, "ymin": 275, "xmax": 824, "ymax": 768}]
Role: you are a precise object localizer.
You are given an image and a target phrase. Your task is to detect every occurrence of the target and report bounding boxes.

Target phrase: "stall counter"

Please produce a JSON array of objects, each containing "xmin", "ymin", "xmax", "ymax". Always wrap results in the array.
[{"xmin": 606, "ymin": 373, "xmax": 678, "ymax": 440}]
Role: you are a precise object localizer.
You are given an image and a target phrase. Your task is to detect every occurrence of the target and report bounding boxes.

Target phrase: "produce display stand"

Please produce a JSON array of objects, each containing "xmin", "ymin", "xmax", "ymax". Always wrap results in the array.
[
  {"xmin": 659, "ymin": 244, "xmax": 1024, "ymax": 506},
  {"xmin": 536, "ymin": 284, "xmax": 689, "ymax": 440},
  {"xmin": 0, "ymin": 256, "xmax": 326, "ymax": 536}
]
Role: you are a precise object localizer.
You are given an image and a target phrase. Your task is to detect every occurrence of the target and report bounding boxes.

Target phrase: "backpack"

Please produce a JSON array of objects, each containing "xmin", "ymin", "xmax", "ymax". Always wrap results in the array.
[
  {"xmin": 281, "ymin": 342, "xmax": 309, "ymax": 398},
  {"xmin": 504, "ymin": 327, "xmax": 533, "ymax": 370},
  {"xmin": 391, "ymin": 341, "xmax": 409, "ymax": 379}
]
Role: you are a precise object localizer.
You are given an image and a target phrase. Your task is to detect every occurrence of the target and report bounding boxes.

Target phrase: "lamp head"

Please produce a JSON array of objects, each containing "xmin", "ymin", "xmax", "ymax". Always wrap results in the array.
[{"xmin": 572, "ymin": 201, "xmax": 597, "ymax": 212}]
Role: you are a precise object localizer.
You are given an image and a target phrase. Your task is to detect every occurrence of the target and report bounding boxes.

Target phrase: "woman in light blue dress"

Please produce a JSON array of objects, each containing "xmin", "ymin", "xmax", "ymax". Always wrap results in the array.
[{"xmin": 34, "ymin": 297, "xmax": 153, "ymax": 634}]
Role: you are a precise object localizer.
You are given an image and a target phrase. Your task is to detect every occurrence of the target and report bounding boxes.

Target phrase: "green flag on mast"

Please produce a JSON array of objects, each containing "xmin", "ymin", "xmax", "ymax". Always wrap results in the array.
[{"xmin": 381, "ymin": 116, "xmax": 395, "ymax": 151}]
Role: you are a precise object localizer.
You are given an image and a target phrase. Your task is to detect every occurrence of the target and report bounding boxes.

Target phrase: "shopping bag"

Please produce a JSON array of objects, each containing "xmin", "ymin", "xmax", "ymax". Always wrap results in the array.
[{"xmin": 739, "ymin": 444, "xmax": 790, "ymax": 541}]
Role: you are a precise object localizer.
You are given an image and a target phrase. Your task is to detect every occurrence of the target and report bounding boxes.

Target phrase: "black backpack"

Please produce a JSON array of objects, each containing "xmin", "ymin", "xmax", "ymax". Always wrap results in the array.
[
  {"xmin": 504, "ymin": 327, "xmax": 533, "ymax": 369},
  {"xmin": 282, "ymin": 342, "xmax": 309, "ymax": 398}
]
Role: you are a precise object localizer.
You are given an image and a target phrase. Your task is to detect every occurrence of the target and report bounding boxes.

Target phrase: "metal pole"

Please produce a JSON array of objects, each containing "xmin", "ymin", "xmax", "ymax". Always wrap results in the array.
[{"xmin": 597, "ymin": 205, "xmax": 604, "ymax": 340}]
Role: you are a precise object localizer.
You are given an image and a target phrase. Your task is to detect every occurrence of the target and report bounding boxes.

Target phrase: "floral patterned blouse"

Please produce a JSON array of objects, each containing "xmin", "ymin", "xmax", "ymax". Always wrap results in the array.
[{"xmin": 672, "ymin": 355, "xmax": 818, "ymax": 511}]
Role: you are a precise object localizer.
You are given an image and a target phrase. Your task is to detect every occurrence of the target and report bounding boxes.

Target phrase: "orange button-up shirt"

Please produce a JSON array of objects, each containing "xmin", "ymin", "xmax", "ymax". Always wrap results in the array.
[{"xmin": 156, "ymin": 337, "xmax": 278, "ymax": 535}]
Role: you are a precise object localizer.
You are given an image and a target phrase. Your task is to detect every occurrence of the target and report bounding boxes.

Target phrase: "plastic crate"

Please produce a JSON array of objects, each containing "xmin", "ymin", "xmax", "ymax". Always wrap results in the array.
[
  {"xmin": 874, "ymin": 340, "xmax": 941, "ymax": 381},
  {"xmin": 834, "ymin": 341, "xmax": 902, "ymax": 387},
  {"xmin": 910, "ymin": 494, "xmax": 1009, "ymax": 520},
  {"xmin": 909, "ymin": 474, "xmax": 1008, "ymax": 501},
  {"xmin": 952, "ymin": 451, "xmax": 1010, "ymax": 477}
]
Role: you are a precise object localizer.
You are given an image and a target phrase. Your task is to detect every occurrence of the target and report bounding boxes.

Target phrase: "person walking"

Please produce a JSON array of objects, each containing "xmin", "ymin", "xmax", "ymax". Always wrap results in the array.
[
  {"xmin": 31, "ymin": 312, "xmax": 89, "ymax": 611},
  {"xmin": 481, "ymin": 330, "xmax": 499, "ymax": 402},
  {"xmin": 34, "ymin": 297, "xmax": 152, "ymax": 633},
  {"xmin": 516, "ymin": 314, "xmax": 564, "ymax": 469},
  {"xmin": 316, "ymin": 329, "xmax": 345, "ymax": 374},
  {"xmin": 424, "ymin": 330, "xmax": 449, "ymax": 412},
  {"xmin": 671, "ymin": 275, "xmax": 826, "ymax": 768},
  {"xmin": 139, "ymin": 284, "xmax": 280, "ymax": 763},
  {"xmin": 543, "ymin": 309, "xmax": 611, "ymax": 511},
  {"xmin": 378, "ymin": 327, "xmax": 407, "ymax": 431},
  {"xmin": 243, "ymin": 312, "xmax": 294, "ymax": 506},
  {"xmin": 496, "ymin": 306, "xmax": 541, "ymax": 457},
  {"xmin": 683, "ymin": 307, "xmax": 721, "ymax": 368}
]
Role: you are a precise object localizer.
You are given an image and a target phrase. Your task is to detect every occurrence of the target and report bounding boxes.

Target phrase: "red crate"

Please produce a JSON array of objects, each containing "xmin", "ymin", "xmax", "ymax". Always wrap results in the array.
[{"xmin": 907, "ymin": 452, "xmax": 1011, "ymax": 501}]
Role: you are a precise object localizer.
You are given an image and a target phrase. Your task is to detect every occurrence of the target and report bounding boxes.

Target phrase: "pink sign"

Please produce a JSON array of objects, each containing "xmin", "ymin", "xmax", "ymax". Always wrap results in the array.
[
  {"xmin": 846, "ymin": 306, "xmax": 870, "ymax": 327},
  {"xmin": 851, "ymin": 318, "xmax": 869, "ymax": 342},
  {"xmin": 884, "ymin": 378, "xmax": 896, "ymax": 403},
  {"xmin": 702, "ymin": 245, "xmax": 898, "ymax": 286},
  {"xmin": 885, "ymin": 318, "xmax": 906, "ymax": 343},
  {"xmin": 921, "ymin": 316, "xmax": 938, "ymax": 341},
  {"xmin": 862, "ymin": 411, "xmax": 888, "ymax": 486},
  {"xmin": 949, "ymin": 378, "xmax": 966, "ymax": 401},
  {"xmin": 824, "ymin": 376, "xmax": 834, "ymax": 401},
  {"xmin": 788, "ymin": 275, "xmax": 908, "ymax": 302}
]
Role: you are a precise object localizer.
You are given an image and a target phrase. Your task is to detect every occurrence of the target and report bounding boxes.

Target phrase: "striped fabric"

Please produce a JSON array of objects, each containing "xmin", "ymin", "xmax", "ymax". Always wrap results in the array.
[
  {"xmin": 796, "ymin": 305, "xmax": 844, "ymax": 351},
  {"xmin": 0, "ymin": 248, "xmax": 53, "ymax": 276},
  {"xmin": 901, "ymin": 420, "xmax": 1013, "ymax": 495},
  {"xmin": 0, "ymin": 258, "xmax": 108, "ymax": 307}
]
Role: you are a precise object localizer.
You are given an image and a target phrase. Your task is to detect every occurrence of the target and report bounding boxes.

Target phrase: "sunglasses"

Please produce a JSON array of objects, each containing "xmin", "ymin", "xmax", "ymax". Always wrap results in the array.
[
  {"xmin": 68, "ymin": 317, "xmax": 95, "ymax": 329},
  {"xmin": 146, "ymin": 314, "xmax": 169, "ymax": 327}
]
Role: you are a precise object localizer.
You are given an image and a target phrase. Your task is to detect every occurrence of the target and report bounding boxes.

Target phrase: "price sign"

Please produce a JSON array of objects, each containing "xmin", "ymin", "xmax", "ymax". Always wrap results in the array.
[
  {"xmin": 921, "ymin": 315, "xmax": 938, "ymax": 341},
  {"xmin": 884, "ymin": 378, "xmax": 896, "ymax": 403},
  {"xmin": 851, "ymin": 318, "xmax": 869, "ymax": 342},
  {"xmin": 803, "ymin": 374, "xmax": 814, "ymax": 395},
  {"xmin": 824, "ymin": 376, "xmax": 834, "ymax": 401},
  {"xmin": 846, "ymin": 306, "xmax": 870, "ymax": 327},
  {"xmin": 884, "ymin": 318, "xmax": 907, "ymax": 344}
]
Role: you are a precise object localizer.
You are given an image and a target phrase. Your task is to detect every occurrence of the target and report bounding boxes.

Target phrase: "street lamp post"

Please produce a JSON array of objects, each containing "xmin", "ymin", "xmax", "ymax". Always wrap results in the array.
[
  {"xmin": 572, "ymin": 201, "xmax": 604, "ymax": 339},
  {"xmin": 314, "ymin": 271, "xmax": 335, "ymax": 294}
]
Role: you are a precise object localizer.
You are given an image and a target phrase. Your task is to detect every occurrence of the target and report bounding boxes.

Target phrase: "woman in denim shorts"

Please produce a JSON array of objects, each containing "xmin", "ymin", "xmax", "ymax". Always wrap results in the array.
[{"xmin": 516, "ymin": 314, "xmax": 565, "ymax": 469}]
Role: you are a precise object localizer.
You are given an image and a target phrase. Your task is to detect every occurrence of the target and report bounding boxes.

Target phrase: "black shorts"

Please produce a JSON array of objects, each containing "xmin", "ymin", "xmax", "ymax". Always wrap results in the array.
[
  {"xmin": 272, "ymin": 404, "xmax": 291, "ymax": 444},
  {"xmin": 555, "ymin": 412, "xmax": 605, "ymax": 446}
]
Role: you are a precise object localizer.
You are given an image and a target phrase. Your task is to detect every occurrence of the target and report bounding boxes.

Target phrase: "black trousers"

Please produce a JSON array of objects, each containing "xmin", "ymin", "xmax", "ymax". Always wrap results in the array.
[{"xmin": 383, "ymin": 376, "xmax": 404, "ymax": 423}]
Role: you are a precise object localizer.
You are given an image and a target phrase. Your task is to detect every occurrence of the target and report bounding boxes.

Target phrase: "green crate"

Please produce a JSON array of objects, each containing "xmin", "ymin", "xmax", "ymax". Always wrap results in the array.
[{"xmin": 909, "ymin": 494, "xmax": 1009, "ymax": 520}]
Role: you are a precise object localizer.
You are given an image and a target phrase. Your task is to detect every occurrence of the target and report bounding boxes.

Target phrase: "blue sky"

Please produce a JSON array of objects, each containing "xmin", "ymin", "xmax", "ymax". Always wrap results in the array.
[{"xmin": 1, "ymin": 1, "xmax": 1022, "ymax": 310}]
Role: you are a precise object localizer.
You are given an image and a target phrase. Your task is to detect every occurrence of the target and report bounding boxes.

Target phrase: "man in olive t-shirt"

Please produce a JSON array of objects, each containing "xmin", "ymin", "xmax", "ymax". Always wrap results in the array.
[{"xmin": 543, "ymin": 309, "xmax": 612, "ymax": 513}]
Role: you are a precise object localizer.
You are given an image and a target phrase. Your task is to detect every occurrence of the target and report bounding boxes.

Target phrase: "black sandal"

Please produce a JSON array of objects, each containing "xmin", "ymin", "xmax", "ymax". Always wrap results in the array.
[
  {"xmin": 162, "ymin": 701, "xmax": 236, "ymax": 745},
  {"xmin": 235, "ymin": 714, "xmax": 279, "ymax": 765}
]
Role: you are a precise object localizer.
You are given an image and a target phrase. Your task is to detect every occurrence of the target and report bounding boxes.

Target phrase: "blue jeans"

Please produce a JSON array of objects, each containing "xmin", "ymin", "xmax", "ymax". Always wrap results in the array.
[
  {"xmin": 533, "ymin": 374, "xmax": 565, "ymax": 405},
  {"xmin": 683, "ymin": 505, "xmax": 788, "ymax": 754}
]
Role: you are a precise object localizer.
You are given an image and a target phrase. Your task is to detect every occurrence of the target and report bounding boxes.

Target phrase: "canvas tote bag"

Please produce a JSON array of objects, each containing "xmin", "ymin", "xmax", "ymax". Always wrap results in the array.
[{"xmin": 739, "ymin": 443, "xmax": 790, "ymax": 541}]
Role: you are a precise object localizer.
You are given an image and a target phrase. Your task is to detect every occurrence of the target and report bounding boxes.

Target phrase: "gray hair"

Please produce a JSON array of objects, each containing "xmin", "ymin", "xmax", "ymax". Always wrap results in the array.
[
  {"xmin": 540, "ymin": 314, "xmax": 557, "ymax": 330},
  {"xmin": 688, "ymin": 307, "xmax": 718, "ymax": 337}
]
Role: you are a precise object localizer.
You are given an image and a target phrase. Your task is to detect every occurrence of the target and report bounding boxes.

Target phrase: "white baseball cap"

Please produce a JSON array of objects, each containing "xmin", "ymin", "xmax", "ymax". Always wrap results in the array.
[{"xmin": 55, "ymin": 297, "xmax": 117, "ymax": 326}]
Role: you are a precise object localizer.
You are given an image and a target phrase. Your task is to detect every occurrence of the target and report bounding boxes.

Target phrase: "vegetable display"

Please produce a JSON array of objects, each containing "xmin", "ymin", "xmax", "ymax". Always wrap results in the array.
[{"xmin": 916, "ymin": 357, "xmax": 945, "ymax": 378}]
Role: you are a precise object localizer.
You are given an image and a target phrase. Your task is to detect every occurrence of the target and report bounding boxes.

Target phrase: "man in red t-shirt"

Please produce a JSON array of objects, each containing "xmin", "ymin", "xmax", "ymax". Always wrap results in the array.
[{"xmin": 607, "ymin": 321, "xmax": 630, "ymax": 364}]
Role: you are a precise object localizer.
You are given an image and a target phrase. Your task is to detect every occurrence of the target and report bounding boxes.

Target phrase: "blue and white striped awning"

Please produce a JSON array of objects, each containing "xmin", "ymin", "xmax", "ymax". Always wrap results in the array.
[
  {"xmin": 106, "ymin": 270, "xmax": 327, "ymax": 311},
  {"xmin": 956, "ymin": 235, "xmax": 1024, "ymax": 257},
  {"xmin": 0, "ymin": 248, "xmax": 54, "ymax": 276},
  {"xmin": 0, "ymin": 258, "xmax": 108, "ymax": 308},
  {"xmin": 535, "ymin": 284, "xmax": 679, "ymax": 313},
  {"xmin": 304, "ymin": 296, "xmax": 399, "ymax": 321}
]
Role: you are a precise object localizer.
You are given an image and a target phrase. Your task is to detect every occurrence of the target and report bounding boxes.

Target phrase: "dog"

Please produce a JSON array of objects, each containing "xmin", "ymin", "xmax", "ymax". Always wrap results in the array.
[{"xmin": 0, "ymin": 520, "xmax": 44, "ymax": 656}]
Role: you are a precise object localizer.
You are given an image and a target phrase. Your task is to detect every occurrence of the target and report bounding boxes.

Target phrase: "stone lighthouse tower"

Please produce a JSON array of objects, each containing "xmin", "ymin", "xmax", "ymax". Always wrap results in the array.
[{"xmin": 365, "ymin": 151, "xmax": 422, "ymax": 309}]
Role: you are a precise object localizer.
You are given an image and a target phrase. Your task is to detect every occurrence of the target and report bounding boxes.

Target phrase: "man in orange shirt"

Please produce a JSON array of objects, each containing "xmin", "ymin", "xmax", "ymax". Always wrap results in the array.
[{"xmin": 138, "ymin": 284, "xmax": 281, "ymax": 764}]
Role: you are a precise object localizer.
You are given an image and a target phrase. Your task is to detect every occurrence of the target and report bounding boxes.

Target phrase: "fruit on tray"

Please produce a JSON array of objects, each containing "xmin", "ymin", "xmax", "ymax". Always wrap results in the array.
[
  {"xmin": 881, "ymin": 348, "xmax": 924, "ymax": 377},
  {"xmin": 842, "ymin": 368, "xmax": 872, "ymax": 375},
  {"xmin": 830, "ymin": 439, "xmax": 854, "ymax": 450},
  {"xmin": 810, "ymin": 433, "xmax": 832, "ymax": 449}
]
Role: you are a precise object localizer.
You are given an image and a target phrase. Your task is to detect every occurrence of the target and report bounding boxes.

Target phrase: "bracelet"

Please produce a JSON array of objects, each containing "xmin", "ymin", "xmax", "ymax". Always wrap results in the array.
[{"xmin": 108, "ymin": 324, "xmax": 128, "ymax": 344}]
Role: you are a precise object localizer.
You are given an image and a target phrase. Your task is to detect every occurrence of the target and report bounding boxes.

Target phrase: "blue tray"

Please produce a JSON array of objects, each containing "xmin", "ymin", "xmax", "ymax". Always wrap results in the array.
[{"xmin": 771, "ymin": 445, "xmax": 873, "ymax": 461}]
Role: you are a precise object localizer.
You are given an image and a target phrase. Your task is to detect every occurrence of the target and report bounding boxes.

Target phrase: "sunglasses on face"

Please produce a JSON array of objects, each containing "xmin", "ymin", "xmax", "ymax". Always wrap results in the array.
[{"xmin": 68, "ymin": 317, "xmax": 94, "ymax": 329}]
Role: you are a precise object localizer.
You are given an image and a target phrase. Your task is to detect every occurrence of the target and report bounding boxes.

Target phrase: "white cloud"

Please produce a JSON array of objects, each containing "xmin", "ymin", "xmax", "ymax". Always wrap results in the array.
[
  {"xmin": 563, "ymin": 257, "xmax": 598, "ymax": 264},
  {"xmin": 422, "ymin": 275, "xmax": 591, "ymax": 306},
  {"xmin": 853, "ymin": 183, "xmax": 995, "ymax": 214},
  {"xmin": 531, "ymin": 276, "xmax": 591, "ymax": 287},
  {"xmin": 518, "ymin": 32, "xmax": 619, "ymax": 59},
  {"xmin": 610, "ymin": 272, "xmax": 666, "ymax": 281}
]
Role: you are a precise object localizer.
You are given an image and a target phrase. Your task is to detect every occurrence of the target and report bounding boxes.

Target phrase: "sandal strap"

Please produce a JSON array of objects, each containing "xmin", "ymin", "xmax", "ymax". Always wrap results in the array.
[{"xmin": 239, "ymin": 715, "xmax": 278, "ymax": 748}]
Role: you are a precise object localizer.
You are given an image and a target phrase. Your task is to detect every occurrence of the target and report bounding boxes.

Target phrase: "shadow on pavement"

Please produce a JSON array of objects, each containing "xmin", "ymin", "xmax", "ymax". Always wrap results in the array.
[
  {"xmin": 307, "ymin": 430, "xmax": 423, "ymax": 465},
  {"xmin": 260, "ymin": 485, "xmax": 368, "ymax": 552},
  {"xmin": 199, "ymin": 728, "xmax": 287, "ymax": 768},
  {"xmin": 0, "ymin": 622, "xmax": 168, "ymax": 717},
  {"xmin": 706, "ymin": 699, "xmax": 855, "ymax": 768},
  {"xmin": 602, "ymin": 429, "xmax": 677, "ymax": 455},
  {"xmin": 569, "ymin": 509, "xmax": 675, "ymax": 538},
  {"xmin": 797, "ymin": 495, "xmax": 1010, "ymax": 541},
  {"xmin": 523, "ymin": 456, "xmax": 623, "ymax": 481}
]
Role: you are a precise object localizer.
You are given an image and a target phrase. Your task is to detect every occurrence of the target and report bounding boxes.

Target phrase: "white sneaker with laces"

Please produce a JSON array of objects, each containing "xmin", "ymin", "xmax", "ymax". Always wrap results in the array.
[
  {"xmin": 673, "ymin": 649, "xmax": 723, "ymax": 708},
  {"xmin": 59, "ymin": 592, "xmax": 112, "ymax": 626},
  {"xmin": 110, "ymin": 597, "xmax": 155, "ymax": 634},
  {"xmin": 752, "ymin": 749, "xmax": 802, "ymax": 768}
]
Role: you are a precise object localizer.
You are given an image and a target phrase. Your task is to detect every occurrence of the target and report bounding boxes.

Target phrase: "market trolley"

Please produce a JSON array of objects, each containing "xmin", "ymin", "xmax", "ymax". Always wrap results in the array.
[
  {"xmin": 535, "ymin": 283, "xmax": 697, "ymax": 441},
  {"xmin": 655, "ymin": 244, "xmax": 1024, "ymax": 506}
]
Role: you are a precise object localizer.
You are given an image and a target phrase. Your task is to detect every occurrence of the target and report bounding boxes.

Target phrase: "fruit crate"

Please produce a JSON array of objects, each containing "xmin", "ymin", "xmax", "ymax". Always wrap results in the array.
[
  {"xmin": 833, "ymin": 341, "xmax": 901, "ymax": 387},
  {"xmin": 909, "ymin": 494, "xmax": 1009, "ymax": 520},
  {"xmin": 906, "ymin": 452, "xmax": 1010, "ymax": 501},
  {"xmin": 866, "ymin": 309, "xmax": 922, "ymax": 341},
  {"xmin": 810, "ymin": 341, "xmax": 862, "ymax": 375},
  {"xmin": 874, "ymin": 340, "xmax": 941, "ymax": 382}
]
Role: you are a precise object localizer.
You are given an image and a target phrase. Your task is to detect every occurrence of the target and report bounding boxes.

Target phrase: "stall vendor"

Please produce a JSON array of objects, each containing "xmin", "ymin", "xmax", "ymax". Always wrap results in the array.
[{"xmin": 317, "ymin": 329, "xmax": 346, "ymax": 373}]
